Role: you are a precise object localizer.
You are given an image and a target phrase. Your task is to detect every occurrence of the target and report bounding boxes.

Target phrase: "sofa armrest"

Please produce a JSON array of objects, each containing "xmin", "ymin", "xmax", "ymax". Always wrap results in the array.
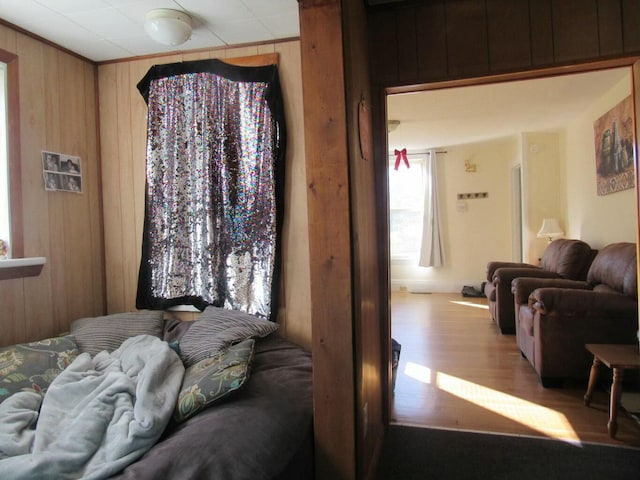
[
  {"xmin": 486, "ymin": 261, "xmax": 536, "ymax": 282},
  {"xmin": 530, "ymin": 288, "xmax": 638, "ymax": 318},
  {"xmin": 492, "ymin": 267, "xmax": 558, "ymax": 287},
  {"xmin": 512, "ymin": 278, "xmax": 589, "ymax": 305}
]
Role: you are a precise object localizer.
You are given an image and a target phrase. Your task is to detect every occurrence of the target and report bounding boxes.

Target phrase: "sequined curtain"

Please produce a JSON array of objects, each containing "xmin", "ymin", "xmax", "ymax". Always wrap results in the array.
[{"xmin": 136, "ymin": 60, "xmax": 285, "ymax": 320}]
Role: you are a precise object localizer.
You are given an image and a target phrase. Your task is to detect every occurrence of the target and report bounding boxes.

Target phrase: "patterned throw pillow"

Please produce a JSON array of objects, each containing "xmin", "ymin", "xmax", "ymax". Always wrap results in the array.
[
  {"xmin": 174, "ymin": 339, "xmax": 255, "ymax": 423},
  {"xmin": 179, "ymin": 306, "xmax": 278, "ymax": 367},
  {"xmin": 70, "ymin": 311, "xmax": 164, "ymax": 356},
  {"xmin": 0, "ymin": 335, "xmax": 79, "ymax": 403}
]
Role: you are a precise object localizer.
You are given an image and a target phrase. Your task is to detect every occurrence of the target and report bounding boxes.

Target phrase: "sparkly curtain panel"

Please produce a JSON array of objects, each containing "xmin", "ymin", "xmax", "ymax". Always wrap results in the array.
[{"xmin": 136, "ymin": 60, "xmax": 285, "ymax": 319}]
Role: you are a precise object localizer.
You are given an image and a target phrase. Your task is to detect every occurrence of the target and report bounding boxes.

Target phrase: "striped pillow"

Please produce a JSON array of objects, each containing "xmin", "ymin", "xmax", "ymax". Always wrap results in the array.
[
  {"xmin": 179, "ymin": 306, "xmax": 278, "ymax": 367},
  {"xmin": 70, "ymin": 311, "xmax": 164, "ymax": 356}
]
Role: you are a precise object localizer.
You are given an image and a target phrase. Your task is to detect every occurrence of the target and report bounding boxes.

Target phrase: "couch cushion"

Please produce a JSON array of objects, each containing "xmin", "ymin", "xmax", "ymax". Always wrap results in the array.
[
  {"xmin": 173, "ymin": 339, "xmax": 255, "ymax": 423},
  {"xmin": 70, "ymin": 311, "xmax": 165, "ymax": 356},
  {"xmin": 587, "ymin": 242, "xmax": 637, "ymax": 298},
  {"xmin": 0, "ymin": 335, "xmax": 79, "ymax": 403},
  {"xmin": 540, "ymin": 239, "xmax": 592, "ymax": 279},
  {"xmin": 179, "ymin": 306, "xmax": 278, "ymax": 367}
]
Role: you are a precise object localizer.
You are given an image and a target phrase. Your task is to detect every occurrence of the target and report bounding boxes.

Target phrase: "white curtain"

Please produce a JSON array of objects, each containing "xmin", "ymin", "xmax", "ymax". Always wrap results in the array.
[{"xmin": 419, "ymin": 149, "xmax": 444, "ymax": 267}]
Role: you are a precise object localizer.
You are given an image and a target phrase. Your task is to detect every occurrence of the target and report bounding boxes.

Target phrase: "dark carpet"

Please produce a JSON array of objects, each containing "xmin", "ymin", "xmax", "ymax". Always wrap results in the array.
[{"xmin": 375, "ymin": 425, "xmax": 640, "ymax": 480}]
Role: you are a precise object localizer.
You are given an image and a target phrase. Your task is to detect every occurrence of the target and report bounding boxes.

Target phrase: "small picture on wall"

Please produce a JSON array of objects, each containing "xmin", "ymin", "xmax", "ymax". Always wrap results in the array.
[
  {"xmin": 593, "ymin": 95, "xmax": 634, "ymax": 196},
  {"xmin": 42, "ymin": 151, "xmax": 82, "ymax": 193}
]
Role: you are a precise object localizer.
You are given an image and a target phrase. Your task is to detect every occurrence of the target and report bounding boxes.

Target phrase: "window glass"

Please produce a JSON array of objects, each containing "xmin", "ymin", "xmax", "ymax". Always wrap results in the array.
[{"xmin": 388, "ymin": 154, "xmax": 425, "ymax": 261}]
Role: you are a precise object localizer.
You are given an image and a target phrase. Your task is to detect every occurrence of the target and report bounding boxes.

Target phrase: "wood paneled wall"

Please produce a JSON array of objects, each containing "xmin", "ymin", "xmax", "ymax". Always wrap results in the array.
[
  {"xmin": 0, "ymin": 25, "xmax": 104, "ymax": 347},
  {"xmin": 342, "ymin": 1, "xmax": 386, "ymax": 478},
  {"xmin": 97, "ymin": 41, "xmax": 311, "ymax": 350},
  {"xmin": 368, "ymin": 0, "xmax": 640, "ymax": 87}
]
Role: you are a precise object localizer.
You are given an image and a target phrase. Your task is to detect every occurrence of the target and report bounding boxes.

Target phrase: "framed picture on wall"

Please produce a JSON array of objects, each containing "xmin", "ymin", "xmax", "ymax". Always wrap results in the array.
[
  {"xmin": 593, "ymin": 95, "xmax": 634, "ymax": 196},
  {"xmin": 42, "ymin": 151, "xmax": 82, "ymax": 193}
]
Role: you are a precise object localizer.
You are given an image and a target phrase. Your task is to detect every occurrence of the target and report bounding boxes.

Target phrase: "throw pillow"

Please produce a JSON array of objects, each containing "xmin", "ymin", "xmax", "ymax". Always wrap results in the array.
[
  {"xmin": 174, "ymin": 338, "xmax": 255, "ymax": 423},
  {"xmin": 0, "ymin": 335, "xmax": 79, "ymax": 403},
  {"xmin": 70, "ymin": 311, "xmax": 164, "ymax": 356},
  {"xmin": 179, "ymin": 306, "xmax": 278, "ymax": 367}
]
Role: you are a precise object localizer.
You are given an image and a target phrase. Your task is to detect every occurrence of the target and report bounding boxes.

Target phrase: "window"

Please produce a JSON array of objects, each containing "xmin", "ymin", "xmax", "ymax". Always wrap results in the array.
[
  {"xmin": 0, "ymin": 61, "xmax": 9, "ymax": 255},
  {"xmin": 388, "ymin": 154, "xmax": 425, "ymax": 262}
]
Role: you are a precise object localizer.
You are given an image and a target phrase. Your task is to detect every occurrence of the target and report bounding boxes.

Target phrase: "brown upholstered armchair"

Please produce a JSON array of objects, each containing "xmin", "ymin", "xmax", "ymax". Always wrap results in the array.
[
  {"xmin": 512, "ymin": 242, "xmax": 638, "ymax": 387},
  {"xmin": 484, "ymin": 239, "xmax": 594, "ymax": 334}
]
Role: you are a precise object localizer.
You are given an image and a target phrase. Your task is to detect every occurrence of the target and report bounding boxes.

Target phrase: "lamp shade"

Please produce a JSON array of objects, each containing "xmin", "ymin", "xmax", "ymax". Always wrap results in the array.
[
  {"xmin": 144, "ymin": 9, "xmax": 192, "ymax": 46},
  {"xmin": 537, "ymin": 218, "xmax": 563, "ymax": 240}
]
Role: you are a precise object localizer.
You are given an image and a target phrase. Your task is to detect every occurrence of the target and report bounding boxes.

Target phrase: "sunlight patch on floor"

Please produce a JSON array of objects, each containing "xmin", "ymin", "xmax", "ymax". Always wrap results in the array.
[
  {"xmin": 404, "ymin": 361, "xmax": 581, "ymax": 444},
  {"xmin": 449, "ymin": 300, "xmax": 489, "ymax": 310}
]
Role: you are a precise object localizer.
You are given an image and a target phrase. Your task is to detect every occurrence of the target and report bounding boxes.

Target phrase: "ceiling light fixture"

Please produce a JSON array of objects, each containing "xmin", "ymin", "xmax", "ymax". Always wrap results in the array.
[{"xmin": 144, "ymin": 8, "xmax": 192, "ymax": 46}]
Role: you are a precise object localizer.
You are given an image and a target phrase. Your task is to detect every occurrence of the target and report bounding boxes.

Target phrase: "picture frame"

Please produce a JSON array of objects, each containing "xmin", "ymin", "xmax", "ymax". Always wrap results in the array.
[
  {"xmin": 593, "ymin": 95, "xmax": 634, "ymax": 196},
  {"xmin": 42, "ymin": 151, "xmax": 82, "ymax": 193}
]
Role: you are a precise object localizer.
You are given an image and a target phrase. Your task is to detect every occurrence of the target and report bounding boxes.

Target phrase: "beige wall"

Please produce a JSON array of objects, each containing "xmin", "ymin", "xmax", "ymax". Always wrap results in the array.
[
  {"xmin": 521, "ymin": 131, "xmax": 563, "ymax": 263},
  {"xmin": 390, "ymin": 137, "xmax": 516, "ymax": 292},
  {"xmin": 97, "ymin": 41, "xmax": 312, "ymax": 350},
  {"xmin": 564, "ymin": 70, "xmax": 636, "ymax": 249},
  {"xmin": 0, "ymin": 25, "xmax": 104, "ymax": 347}
]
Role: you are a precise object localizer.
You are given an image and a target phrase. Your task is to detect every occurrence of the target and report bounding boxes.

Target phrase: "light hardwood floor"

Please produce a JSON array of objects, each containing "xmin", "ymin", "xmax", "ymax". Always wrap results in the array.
[{"xmin": 390, "ymin": 292, "xmax": 640, "ymax": 448}]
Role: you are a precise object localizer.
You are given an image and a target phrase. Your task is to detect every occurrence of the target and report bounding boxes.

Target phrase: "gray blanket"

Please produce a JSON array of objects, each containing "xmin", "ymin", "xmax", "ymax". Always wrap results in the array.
[{"xmin": 0, "ymin": 335, "xmax": 184, "ymax": 480}]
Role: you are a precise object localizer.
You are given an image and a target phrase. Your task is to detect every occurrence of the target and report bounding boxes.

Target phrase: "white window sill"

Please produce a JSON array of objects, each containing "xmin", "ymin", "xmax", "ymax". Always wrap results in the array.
[
  {"xmin": 0, "ymin": 256, "xmax": 46, "ymax": 280},
  {"xmin": 390, "ymin": 256, "xmax": 417, "ymax": 265}
]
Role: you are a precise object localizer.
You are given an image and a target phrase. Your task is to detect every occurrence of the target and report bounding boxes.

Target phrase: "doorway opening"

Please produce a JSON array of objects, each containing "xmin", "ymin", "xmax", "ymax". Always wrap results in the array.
[{"xmin": 385, "ymin": 64, "xmax": 637, "ymax": 438}]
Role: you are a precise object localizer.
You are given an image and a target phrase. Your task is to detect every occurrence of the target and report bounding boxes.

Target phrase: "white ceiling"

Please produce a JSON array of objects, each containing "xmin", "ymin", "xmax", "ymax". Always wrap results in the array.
[
  {"xmin": 0, "ymin": 0, "xmax": 300, "ymax": 62},
  {"xmin": 388, "ymin": 67, "xmax": 631, "ymax": 151}
]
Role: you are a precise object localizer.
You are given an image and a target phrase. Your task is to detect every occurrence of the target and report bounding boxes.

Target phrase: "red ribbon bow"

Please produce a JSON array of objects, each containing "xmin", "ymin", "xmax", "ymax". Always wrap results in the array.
[{"xmin": 394, "ymin": 148, "xmax": 410, "ymax": 170}]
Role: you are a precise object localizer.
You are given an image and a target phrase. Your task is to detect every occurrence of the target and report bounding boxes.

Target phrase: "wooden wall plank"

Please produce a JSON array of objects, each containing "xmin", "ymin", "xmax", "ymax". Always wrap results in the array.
[
  {"xmin": 416, "ymin": 1, "xmax": 448, "ymax": 81},
  {"xmin": 597, "ymin": 0, "xmax": 623, "ymax": 56},
  {"xmin": 115, "ymin": 63, "xmax": 138, "ymax": 310},
  {"xmin": 368, "ymin": 10, "xmax": 399, "ymax": 85},
  {"xmin": 528, "ymin": 0, "xmax": 555, "ymax": 66},
  {"xmin": 486, "ymin": 0, "xmax": 532, "ymax": 72},
  {"xmin": 59, "ymin": 54, "xmax": 94, "ymax": 324},
  {"xmin": 552, "ymin": 0, "xmax": 600, "ymax": 63},
  {"xmin": 396, "ymin": 7, "xmax": 418, "ymax": 85},
  {"xmin": 274, "ymin": 40, "xmax": 312, "ymax": 351},
  {"xmin": 84, "ymin": 61, "xmax": 105, "ymax": 316},
  {"xmin": 98, "ymin": 63, "xmax": 126, "ymax": 313},
  {"xmin": 44, "ymin": 49, "xmax": 69, "ymax": 335},
  {"xmin": 445, "ymin": 0, "xmax": 490, "ymax": 78},
  {"xmin": 129, "ymin": 58, "xmax": 155, "ymax": 304},
  {"xmin": 622, "ymin": 0, "xmax": 640, "ymax": 53}
]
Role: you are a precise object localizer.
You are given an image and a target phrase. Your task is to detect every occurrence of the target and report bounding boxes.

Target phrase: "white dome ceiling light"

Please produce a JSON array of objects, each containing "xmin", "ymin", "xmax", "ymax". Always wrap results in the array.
[{"xmin": 144, "ymin": 9, "xmax": 192, "ymax": 46}]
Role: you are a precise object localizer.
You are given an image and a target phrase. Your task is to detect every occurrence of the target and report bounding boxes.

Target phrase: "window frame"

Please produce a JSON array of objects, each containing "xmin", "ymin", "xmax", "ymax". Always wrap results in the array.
[{"xmin": 0, "ymin": 49, "xmax": 23, "ymax": 260}]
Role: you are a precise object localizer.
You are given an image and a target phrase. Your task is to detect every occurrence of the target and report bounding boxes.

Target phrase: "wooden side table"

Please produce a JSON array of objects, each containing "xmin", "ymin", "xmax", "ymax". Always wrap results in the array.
[{"xmin": 584, "ymin": 343, "xmax": 640, "ymax": 437}]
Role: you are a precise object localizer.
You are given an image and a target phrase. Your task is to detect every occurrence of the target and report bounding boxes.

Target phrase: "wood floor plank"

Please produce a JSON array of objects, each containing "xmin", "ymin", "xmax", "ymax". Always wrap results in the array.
[{"xmin": 391, "ymin": 292, "xmax": 640, "ymax": 447}]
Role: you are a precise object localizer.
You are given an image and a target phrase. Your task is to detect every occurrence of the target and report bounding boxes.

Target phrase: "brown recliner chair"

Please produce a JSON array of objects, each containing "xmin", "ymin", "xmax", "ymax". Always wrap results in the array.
[
  {"xmin": 484, "ymin": 239, "xmax": 595, "ymax": 334},
  {"xmin": 512, "ymin": 242, "xmax": 638, "ymax": 387}
]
